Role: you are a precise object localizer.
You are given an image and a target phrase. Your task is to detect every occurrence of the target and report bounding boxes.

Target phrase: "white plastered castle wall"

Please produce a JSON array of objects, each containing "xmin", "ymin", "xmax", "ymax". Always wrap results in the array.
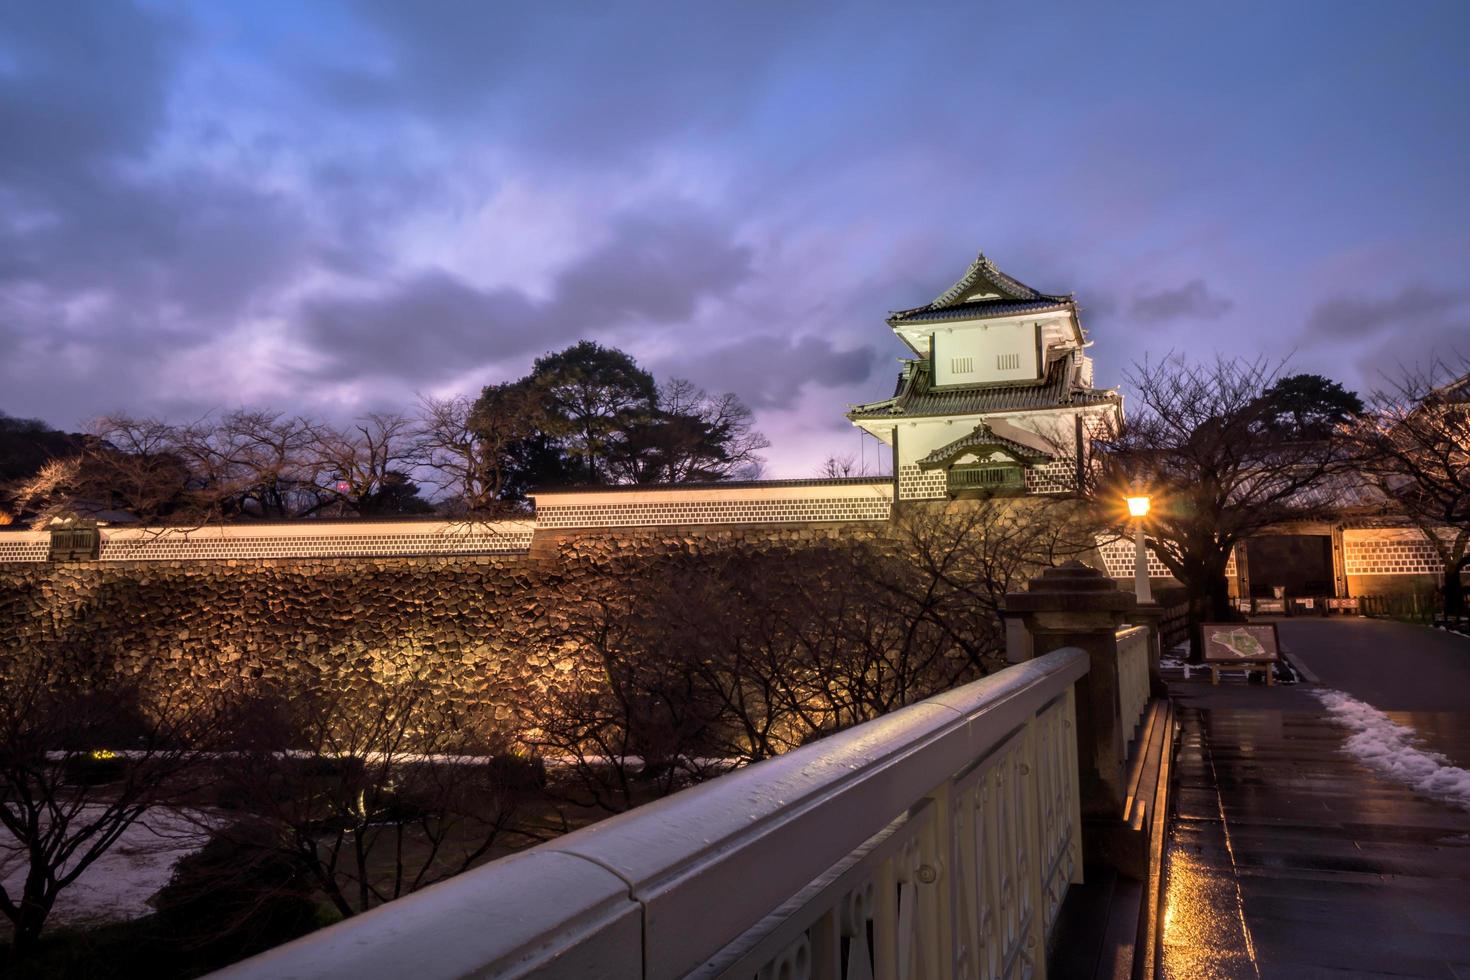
[
  {"xmin": 886, "ymin": 405, "xmax": 1113, "ymax": 501},
  {"xmin": 532, "ymin": 480, "xmax": 895, "ymax": 529}
]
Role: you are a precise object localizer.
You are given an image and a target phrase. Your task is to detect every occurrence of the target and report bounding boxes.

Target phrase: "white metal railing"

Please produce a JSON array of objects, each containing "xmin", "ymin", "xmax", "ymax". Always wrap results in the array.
[
  {"xmin": 1116, "ymin": 625, "xmax": 1150, "ymax": 753},
  {"xmin": 212, "ymin": 648, "xmax": 1088, "ymax": 980}
]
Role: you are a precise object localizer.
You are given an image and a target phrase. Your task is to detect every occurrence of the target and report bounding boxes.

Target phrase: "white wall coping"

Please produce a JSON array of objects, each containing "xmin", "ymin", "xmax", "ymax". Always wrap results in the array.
[
  {"xmin": 532, "ymin": 480, "xmax": 894, "ymax": 509},
  {"xmin": 98, "ymin": 519, "xmax": 536, "ymax": 542}
]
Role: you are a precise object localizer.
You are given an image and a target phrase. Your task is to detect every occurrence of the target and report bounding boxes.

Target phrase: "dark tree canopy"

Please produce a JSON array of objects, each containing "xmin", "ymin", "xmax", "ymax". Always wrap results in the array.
[
  {"xmin": 1260, "ymin": 373, "xmax": 1364, "ymax": 439},
  {"xmin": 530, "ymin": 341, "xmax": 658, "ymax": 484},
  {"xmin": 471, "ymin": 342, "xmax": 767, "ymax": 498},
  {"xmin": 0, "ymin": 413, "xmax": 84, "ymax": 522}
]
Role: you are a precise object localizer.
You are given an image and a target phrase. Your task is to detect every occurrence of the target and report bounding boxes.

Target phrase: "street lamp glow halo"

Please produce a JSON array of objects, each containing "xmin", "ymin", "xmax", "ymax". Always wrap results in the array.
[{"xmin": 1126, "ymin": 495, "xmax": 1151, "ymax": 518}]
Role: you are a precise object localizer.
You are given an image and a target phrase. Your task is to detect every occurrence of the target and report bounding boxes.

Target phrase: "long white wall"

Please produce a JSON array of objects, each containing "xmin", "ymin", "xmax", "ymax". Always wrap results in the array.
[
  {"xmin": 531, "ymin": 479, "xmax": 895, "ymax": 529},
  {"xmin": 0, "ymin": 480, "xmax": 898, "ymax": 562},
  {"xmin": 0, "ymin": 520, "xmax": 536, "ymax": 563}
]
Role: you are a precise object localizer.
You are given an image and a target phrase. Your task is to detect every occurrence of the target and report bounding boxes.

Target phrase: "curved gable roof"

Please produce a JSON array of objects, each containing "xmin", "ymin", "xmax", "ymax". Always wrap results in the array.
[
  {"xmin": 888, "ymin": 251, "xmax": 1072, "ymax": 326},
  {"xmin": 916, "ymin": 422, "xmax": 1053, "ymax": 470}
]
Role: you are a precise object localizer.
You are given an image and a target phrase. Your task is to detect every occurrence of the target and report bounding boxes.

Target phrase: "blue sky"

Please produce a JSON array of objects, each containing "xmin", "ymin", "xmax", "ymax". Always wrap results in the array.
[{"xmin": 2, "ymin": 1, "xmax": 1467, "ymax": 475}]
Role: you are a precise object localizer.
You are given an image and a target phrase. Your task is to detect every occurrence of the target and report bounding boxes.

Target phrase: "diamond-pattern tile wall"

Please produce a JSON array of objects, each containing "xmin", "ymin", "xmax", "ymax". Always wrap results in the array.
[
  {"xmin": 1343, "ymin": 530, "xmax": 1445, "ymax": 575},
  {"xmin": 1025, "ymin": 461, "xmax": 1075, "ymax": 494},
  {"xmin": 0, "ymin": 533, "xmax": 49, "ymax": 563},
  {"xmin": 535, "ymin": 495, "xmax": 892, "ymax": 528},
  {"xmin": 897, "ymin": 465, "xmax": 948, "ymax": 500},
  {"xmin": 1096, "ymin": 537, "xmax": 1237, "ymax": 580}
]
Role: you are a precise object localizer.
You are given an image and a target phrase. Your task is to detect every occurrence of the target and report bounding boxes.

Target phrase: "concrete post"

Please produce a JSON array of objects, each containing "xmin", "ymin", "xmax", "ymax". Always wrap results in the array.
[{"xmin": 1002, "ymin": 560, "xmax": 1136, "ymax": 818}]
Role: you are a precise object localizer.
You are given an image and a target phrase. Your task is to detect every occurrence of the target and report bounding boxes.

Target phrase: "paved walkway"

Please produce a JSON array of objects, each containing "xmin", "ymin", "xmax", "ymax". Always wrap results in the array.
[
  {"xmin": 1279, "ymin": 617, "xmax": 1470, "ymax": 769},
  {"xmin": 1161, "ymin": 619, "xmax": 1470, "ymax": 979}
]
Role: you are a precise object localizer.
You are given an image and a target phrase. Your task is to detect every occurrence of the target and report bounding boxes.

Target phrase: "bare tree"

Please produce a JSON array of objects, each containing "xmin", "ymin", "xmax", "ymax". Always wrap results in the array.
[
  {"xmin": 212, "ymin": 673, "xmax": 532, "ymax": 918},
  {"xmin": 652, "ymin": 379, "xmax": 770, "ymax": 482},
  {"xmin": 416, "ymin": 391, "xmax": 546, "ymax": 513},
  {"xmin": 877, "ymin": 500, "xmax": 1097, "ymax": 674},
  {"xmin": 0, "ymin": 653, "xmax": 226, "ymax": 961},
  {"xmin": 1081, "ymin": 355, "xmax": 1353, "ymax": 652},
  {"xmin": 818, "ymin": 452, "xmax": 868, "ymax": 479},
  {"xmin": 10, "ymin": 417, "xmax": 198, "ymax": 527},
  {"xmin": 176, "ymin": 410, "xmax": 329, "ymax": 519},
  {"xmin": 310, "ymin": 412, "xmax": 426, "ymax": 515},
  {"xmin": 1353, "ymin": 360, "xmax": 1470, "ymax": 615},
  {"xmin": 533, "ymin": 502, "xmax": 1076, "ymax": 807},
  {"xmin": 533, "ymin": 561, "xmax": 731, "ymax": 812}
]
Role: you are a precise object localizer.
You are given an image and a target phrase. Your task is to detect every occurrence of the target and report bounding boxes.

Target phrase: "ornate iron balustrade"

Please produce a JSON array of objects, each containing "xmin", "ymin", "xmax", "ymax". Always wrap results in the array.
[
  {"xmin": 212, "ymin": 648, "xmax": 1089, "ymax": 980},
  {"xmin": 1116, "ymin": 625, "xmax": 1151, "ymax": 754}
]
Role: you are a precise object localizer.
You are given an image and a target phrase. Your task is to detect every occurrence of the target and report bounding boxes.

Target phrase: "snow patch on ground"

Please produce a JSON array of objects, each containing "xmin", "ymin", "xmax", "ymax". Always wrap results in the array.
[
  {"xmin": 1, "ymin": 808, "xmax": 209, "ymax": 927},
  {"xmin": 1311, "ymin": 689, "xmax": 1470, "ymax": 811}
]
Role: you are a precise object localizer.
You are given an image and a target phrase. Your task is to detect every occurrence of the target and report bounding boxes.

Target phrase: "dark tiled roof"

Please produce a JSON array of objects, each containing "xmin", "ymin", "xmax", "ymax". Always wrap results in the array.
[
  {"xmin": 916, "ymin": 422, "xmax": 1052, "ymax": 470},
  {"xmin": 889, "ymin": 252, "xmax": 1072, "ymax": 326},
  {"xmin": 889, "ymin": 298, "xmax": 1073, "ymax": 326},
  {"xmin": 847, "ymin": 350, "xmax": 1120, "ymax": 421}
]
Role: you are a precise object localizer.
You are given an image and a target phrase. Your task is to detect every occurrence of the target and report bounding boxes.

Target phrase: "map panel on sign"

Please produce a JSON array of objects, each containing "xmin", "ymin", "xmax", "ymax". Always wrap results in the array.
[{"xmin": 1201, "ymin": 623, "xmax": 1280, "ymax": 662}]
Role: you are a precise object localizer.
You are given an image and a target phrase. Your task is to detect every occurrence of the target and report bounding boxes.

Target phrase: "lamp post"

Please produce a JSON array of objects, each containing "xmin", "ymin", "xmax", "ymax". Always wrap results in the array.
[{"xmin": 1126, "ymin": 495, "xmax": 1153, "ymax": 605}]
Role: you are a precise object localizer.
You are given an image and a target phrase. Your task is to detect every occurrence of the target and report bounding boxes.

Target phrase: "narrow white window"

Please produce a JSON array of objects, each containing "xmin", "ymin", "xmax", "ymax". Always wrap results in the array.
[
  {"xmin": 951, "ymin": 356, "xmax": 975, "ymax": 375},
  {"xmin": 997, "ymin": 352, "xmax": 1021, "ymax": 371}
]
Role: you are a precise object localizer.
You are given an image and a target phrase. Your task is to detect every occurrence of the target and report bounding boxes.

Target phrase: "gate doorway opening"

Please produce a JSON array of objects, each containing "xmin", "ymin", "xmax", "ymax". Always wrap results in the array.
[{"xmin": 1245, "ymin": 535, "xmax": 1335, "ymax": 599}]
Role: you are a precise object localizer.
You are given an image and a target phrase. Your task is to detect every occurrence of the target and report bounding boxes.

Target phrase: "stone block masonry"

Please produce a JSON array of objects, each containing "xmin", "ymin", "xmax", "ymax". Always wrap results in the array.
[
  {"xmin": 0, "ymin": 522, "xmax": 889, "ymax": 746},
  {"xmin": 0, "ymin": 554, "xmax": 555, "ymax": 735}
]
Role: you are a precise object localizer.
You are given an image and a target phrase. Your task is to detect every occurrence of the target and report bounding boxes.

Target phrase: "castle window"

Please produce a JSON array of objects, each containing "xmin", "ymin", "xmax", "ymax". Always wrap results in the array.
[
  {"xmin": 948, "ymin": 463, "xmax": 1024, "ymax": 495},
  {"xmin": 951, "ymin": 356, "xmax": 974, "ymax": 375},
  {"xmin": 996, "ymin": 352, "xmax": 1021, "ymax": 371}
]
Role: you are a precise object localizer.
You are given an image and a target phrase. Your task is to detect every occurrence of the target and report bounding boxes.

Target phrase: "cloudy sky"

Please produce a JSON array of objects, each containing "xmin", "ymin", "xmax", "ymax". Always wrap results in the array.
[{"xmin": 3, "ymin": 2, "xmax": 1467, "ymax": 476}]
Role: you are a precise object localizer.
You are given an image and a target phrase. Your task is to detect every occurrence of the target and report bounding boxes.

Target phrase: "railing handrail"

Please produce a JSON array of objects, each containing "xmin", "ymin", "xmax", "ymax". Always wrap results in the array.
[
  {"xmin": 212, "ymin": 648, "xmax": 1089, "ymax": 980},
  {"xmin": 1115, "ymin": 625, "xmax": 1152, "ymax": 754}
]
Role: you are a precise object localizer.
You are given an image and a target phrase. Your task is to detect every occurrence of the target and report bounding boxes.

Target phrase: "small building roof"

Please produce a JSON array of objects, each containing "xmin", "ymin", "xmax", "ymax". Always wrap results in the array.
[
  {"xmin": 847, "ymin": 350, "xmax": 1120, "ymax": 421},
  {"xmin": 888, "ymin": 252, "xmax": 1072, "ymax": 326},
  {"xmin": 915, "ymin": 422, "xmax": 1052, "ymax": 470}
]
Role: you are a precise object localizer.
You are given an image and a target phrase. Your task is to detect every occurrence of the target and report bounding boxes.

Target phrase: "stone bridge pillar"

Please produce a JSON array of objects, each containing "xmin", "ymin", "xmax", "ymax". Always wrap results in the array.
[{"xmin": 1002, "ymin": 560, "xmax": 1136, "ymax": 818}]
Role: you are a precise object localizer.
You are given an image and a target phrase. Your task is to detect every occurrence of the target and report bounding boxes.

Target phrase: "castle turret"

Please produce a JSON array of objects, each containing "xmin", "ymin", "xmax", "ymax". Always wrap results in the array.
[{"xmin": 848, "ymin": 252, "xmax": 1122, "ymax": 499}]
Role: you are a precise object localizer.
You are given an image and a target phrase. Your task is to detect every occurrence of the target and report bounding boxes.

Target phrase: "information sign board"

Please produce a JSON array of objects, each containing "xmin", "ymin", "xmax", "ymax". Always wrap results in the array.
[{"xmin": 1201, "ymin": 622, "xmax": 1281, "ymax": 663}]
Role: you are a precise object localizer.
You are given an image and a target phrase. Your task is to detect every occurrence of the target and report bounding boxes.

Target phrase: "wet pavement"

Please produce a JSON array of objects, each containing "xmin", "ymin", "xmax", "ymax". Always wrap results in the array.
[
  {"xmin": 1277, "ymin": 617, "xmax": 1470, "ymax": 769},
  {"xmin": 1161, "ymin": 628, "xmax": 1470, "ymax": 979}
]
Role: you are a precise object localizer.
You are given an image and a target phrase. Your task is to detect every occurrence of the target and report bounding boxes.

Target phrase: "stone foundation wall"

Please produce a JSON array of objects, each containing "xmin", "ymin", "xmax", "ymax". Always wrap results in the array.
[{"xmin": 0, "ymin": 522, "xmax": 888, "ymax": 745}]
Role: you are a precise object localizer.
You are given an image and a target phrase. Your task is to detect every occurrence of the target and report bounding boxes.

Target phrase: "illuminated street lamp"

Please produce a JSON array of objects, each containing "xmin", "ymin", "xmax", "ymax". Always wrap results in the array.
[{"xmin": 1126, "ymin": 495, "xmax": 1153, "ymax": 604}]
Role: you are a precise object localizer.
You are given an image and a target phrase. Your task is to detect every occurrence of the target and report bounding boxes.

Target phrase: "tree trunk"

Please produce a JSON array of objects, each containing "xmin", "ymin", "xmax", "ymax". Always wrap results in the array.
[
  {"xmin": 8, "ymin": 893, "xmax": 52, "ymax": 961},
  {"xmin": 1446, "ymin": 562, "xmax": 1467, "ymax": 618},
  {"xmin": 1185, "ymin": 561, "xmax": 1237, "ymax": 662},
  {"xmin": 1206, "ymin": 571, "xmax": 1236, "ymax": 621}
]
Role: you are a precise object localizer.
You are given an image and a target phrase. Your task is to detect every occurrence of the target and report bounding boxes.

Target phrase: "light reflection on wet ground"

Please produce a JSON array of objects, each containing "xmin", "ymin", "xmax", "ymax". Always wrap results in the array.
[{"xmin": 1162, "ymin": 669, "xmax": 1470, "ymax": 979}]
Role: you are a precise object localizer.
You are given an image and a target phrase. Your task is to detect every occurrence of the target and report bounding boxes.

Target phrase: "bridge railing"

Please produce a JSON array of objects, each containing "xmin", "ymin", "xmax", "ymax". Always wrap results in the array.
[
  {"xmin": 213, "ymin": 647, "xmax": 1089, "ymax": 980},
  {"xmin": 1116, "ymin": 625, "xmax": 1150, "ymax": 754}
]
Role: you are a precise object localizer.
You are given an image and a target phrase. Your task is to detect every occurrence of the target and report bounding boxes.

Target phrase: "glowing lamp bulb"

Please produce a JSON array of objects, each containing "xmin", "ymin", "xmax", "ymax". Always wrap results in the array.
[{"xmin": 1126, "ymin": 495, "xmax": 1151, "ymax": 518}]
